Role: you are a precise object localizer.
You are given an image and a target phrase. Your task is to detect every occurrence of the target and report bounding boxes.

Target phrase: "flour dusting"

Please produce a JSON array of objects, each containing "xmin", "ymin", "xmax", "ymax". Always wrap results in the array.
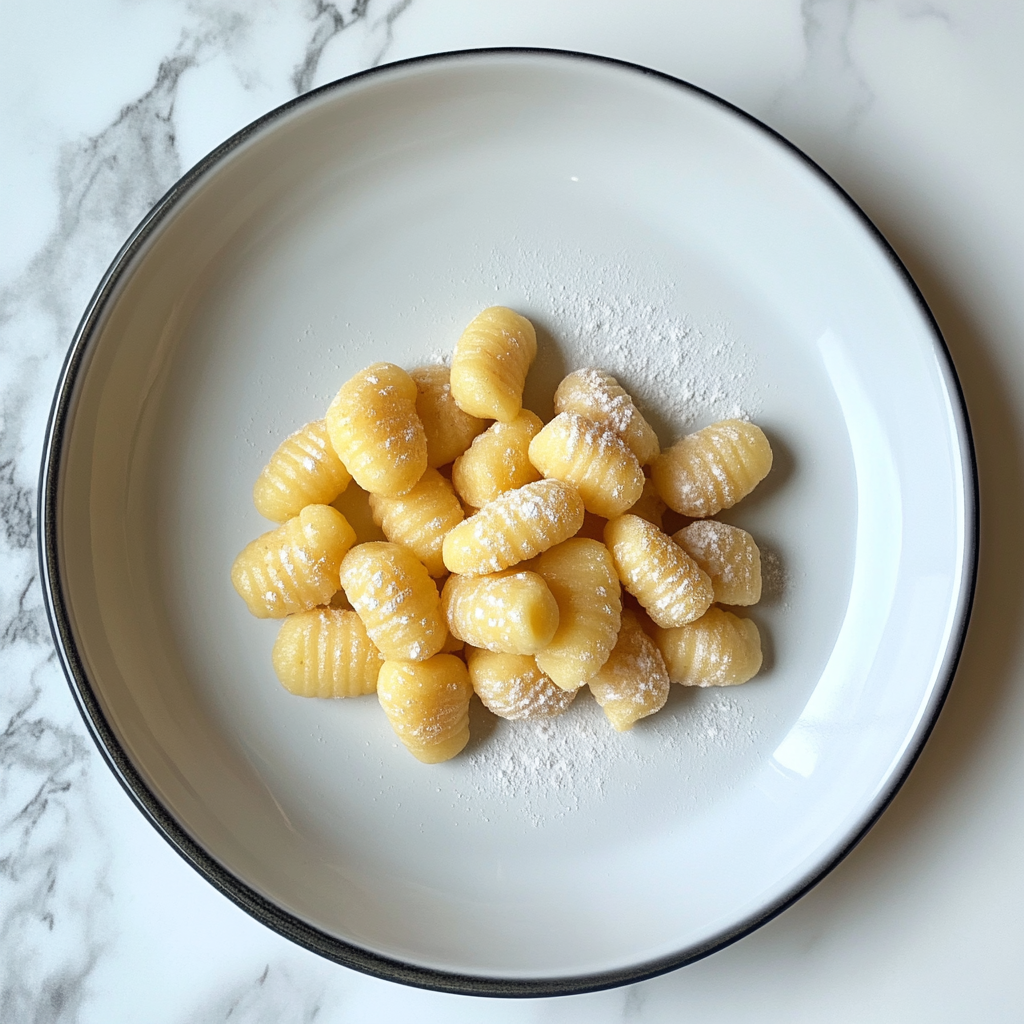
[
  {"xmin": 488, "ymin": 243, "xmax": 763, "ymax": 438},
  {"xmin": 459, "ymin": 689, "xmax": 762, "ymax": 827}
]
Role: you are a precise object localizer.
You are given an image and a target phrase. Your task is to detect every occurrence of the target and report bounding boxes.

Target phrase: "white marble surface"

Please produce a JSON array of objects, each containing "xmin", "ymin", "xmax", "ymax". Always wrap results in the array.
[{"xmin": 2, "ymin": 1, "xmax": 1023, "ymax": 1020}]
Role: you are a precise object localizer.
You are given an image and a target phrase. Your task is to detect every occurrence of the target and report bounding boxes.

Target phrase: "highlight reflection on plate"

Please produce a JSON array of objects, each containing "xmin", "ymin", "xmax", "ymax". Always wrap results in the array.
[{"xmin": 40, "ymin": 49, "xmax": 976, "ymax": 996}]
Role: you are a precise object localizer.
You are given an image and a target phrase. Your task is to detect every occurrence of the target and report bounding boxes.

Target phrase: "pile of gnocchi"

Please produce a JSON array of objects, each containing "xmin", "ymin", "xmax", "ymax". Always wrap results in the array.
[{"xmin": 231, "ymin": 307, "xmax": 772, "ymax": 763}]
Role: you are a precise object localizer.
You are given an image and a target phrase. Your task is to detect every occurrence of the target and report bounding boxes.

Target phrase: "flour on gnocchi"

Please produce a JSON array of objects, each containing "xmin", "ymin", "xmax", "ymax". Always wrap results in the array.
[{"xmin": 232, "ymin": 306, "xmax": 777, "ymax": 763}]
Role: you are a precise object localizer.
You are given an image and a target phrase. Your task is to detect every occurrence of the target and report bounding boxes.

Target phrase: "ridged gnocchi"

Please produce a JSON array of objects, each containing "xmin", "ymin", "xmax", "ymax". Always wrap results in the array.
[
  {"xmin": 326, "ymin": 362, "xmax": 427, "ymax": 497},
  {"xmin": 339, "ymin": 542, "xmax": 446, "ymax": 662},
  {"xmin": 534, "ymin": 538, "xmax": 622, "ymax": 690},
  {"xmin": 231, "ymin": 504, "xmax": 356, "ymax": 618},
  {"xmin": 466, "ymin": 648, "xmax": 576, "ymax": 720},
  {"xmin": 451, "ymin": 410, "xmax": 543, "ymax": 509},
  {"xmin": 653, "ymin": 607, "xmax": 763, "ymax": 687},
  {"xmin": 450, "ymin": 306, "xmax": 537, "ymax": 422},
  {"xmin": 441, "ymin": 569, "xmax": 559, "ymax": 654},
  {"xmin": 528, "ymin": 412, "xmax": 644, "ymax": 519},
  {"xmin": 442, "ymin": 478, "xmax": 585, "ymax": 576},
  {"xmin": 554, "ymin": 368, "xmax": 660, "ymax": 466},
  {"xmin": 603, "ymin": 514, "xmax": 713, "ymax": 628},
  {"xmin": 673, "ymin": 520, "xmax": 762, "ymax": 606},
  {"xmin": 411, "ymin": 364, "xmax": 487, "ymax": 468},
  {"xmin": 253, "ymin": 419, "xmax": 351, "ymax": 522},
  {"xmin": 377, "ymin": 654, "xmax": 473, "ymax": 763},
  {"xmin": 272, "ymin": 608, "xmax": 384, "ymax": 697},
  {"xmin": 368, "ymin": 468, "xmax": 464, "ymax": 577},
  {"xmin": 588, "ymin": 610, "xmax": 670, "ymax": 731},
  {"xmin": 652, "ymin": 419, "xmax": 772, "ymax": 518},
  {"xmin": 235, "ymin": 302, "xmax": 780, "ymax": 763}
]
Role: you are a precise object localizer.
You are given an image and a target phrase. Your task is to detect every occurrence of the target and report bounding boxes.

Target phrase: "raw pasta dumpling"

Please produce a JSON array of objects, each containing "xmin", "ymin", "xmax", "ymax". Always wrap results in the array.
[
  {"xmin": 272, "ymin": 608, "xmax": 384, "ymax": 697},
  {"xmin": 652, "ymin": 419, "xmax": 772, "ymax": 518},
  {"xmin": 467, "ymin": 649, "xmax": 577, "ymax": 720},
  {"xmin": 442, "ymin": 478, "xmax": 584, "ymax": 576},
  {"xmin": 673, "ymin": 520, "xmax": 762, "ymax": 606},
  {"xmin": 368, "ymin": 468, "xmax": 464, "ymax": 577},
  {"xmin": 534, "ymin": 538, "xmax": 622, "ymax": 691},
  {"xmin": 653, "ymin": 606, "xmax": 763, "ymax": 687},
  {"xmin": 588, "ymin": 609, "xmax": 670, "ymax": 731},
  {"xmin": 377, "ymin": 654, "xmax": 473, "ymax": 763},
  {"xmin": 528, "ymin": 412, "xmax": 644, "ymax": 519},
  {"xmin": 411, "ymin": 364, "xmax": 487, "ymax": 468},
  {"xmin": 252, "ymin": 418, "xmax": 351, "ymax": 522},
  {"xmin": 441, "ymin": 569, "xmax": 559, "ymax": 654},
  {"xmin": 603, "ymin": 514, "xmax": 713, "ymax": 628},
  {"xmin": 451, "ymin": 410, "xmax": 543, "ymax": 508},
  {"xmin": 554, "ymin": 368, "xmax": 660, "ymax": 465},
  {"xmin": 450, "ymin": 306, "xmax": 537, "ymax": 422},
  {"xmin": 339, "ymin": 541, "xmax": 447, "ymax": 661},
  {"xmin": 231, "ymin": 504, "xmax": 356, "ymax": 618},
  {"xmin": 326, "ymin": 362, "xmax": 427, "ymax": 497}
]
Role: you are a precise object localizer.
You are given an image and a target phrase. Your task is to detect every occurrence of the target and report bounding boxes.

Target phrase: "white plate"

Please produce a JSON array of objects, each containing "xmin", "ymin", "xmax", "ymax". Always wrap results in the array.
[{"xmin": 41, "ymin": 49, "xmax": 976, "ymax": 995}]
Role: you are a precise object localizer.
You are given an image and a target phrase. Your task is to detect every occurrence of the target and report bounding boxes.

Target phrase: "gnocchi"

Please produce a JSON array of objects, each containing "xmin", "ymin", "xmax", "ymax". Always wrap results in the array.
[
  {"xmin": 272, "ymin": 608, "xmax": 383, "ymax": 697},
  {"xmin": 652, "ymin": 419, "xmax": 772, "ymax": 518},
  {"xmin": 528, "ymin": 412, "xmax": 645, "ymax": 519},
  {"xmin": 534, "ymin": 538, "xmax": 622, "ymax": 691},
  {"xmin": 411, "ymin": 364, "xmax": 487, "ymax": 468},
  {"xmin": 450, "ymin": 306, "xmax": 537, "ymax": 422},
  {"xmin": 588, "ymin": 610, "xmax": 670, "ymax": 731},
  {"xmin": 377, "ymin": 654, "xmax": 473, "ymax": 763},
  {"xmin": 466, "ymin": 648, "xmax": 576, "ymax": 720},
  {"xmin": 252, "ymin": 419, "xmax": 351, "ymax": 522},
  {"xmin": 442, "ymin": 478, "xmax": 585, "ymax": 576},
  {"xmin": 673, "ymin": 520, "xmax": 762, "ymax": 606},
  {"xmin": 441, "ymin": 569, "xmax": 559, "ymax": 654},
  {"xmin": 368, "ymin": 467, "xmax": 464, "ymax": 577},
  {"xmin": 235, "ymin": 304, "xmax": 778, "ymax": 762},
  {"xmin": 554, "ymin": 368, "xmax": 660, "ymax": 466},
  {"xmin": 652, "ymin": 607, "xmax": 763, "ymax": 687},
  {"xmin": 326, "ymin": 362, "xmax": 427, "ymax": 497},
  {"xmin": 339, "ymin": 541, "xmax": 447, "ymax": 662},
  {"xmin": 231, "ymin": 503, "xmax": 356, "ymax": 618},
  {"xmin": 603, "ymin": 514, "xmax": 714, "ymax": 628},
  {"xmin": 451, "ymin": 410, "xmax": 543, "ymax": 509}
]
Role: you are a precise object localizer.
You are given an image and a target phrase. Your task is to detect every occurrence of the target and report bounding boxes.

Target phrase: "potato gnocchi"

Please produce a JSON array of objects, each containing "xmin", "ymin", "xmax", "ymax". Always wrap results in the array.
[
  {"xmin": 377, "ymin": 654, "xmax": 473, "ymax": 763},
  {"xmin": 528, "ymin": 411, "xmax": 644, "ymax": 519},
  {"xmin": 534, "ymin": 538, "xmax": 622, "ymax": 691},
  {"xmin": 603, "ymin": 514, "xmax": 714, "ymax": 628},
  {"xmin": 272, "ymin": 608, "xmax": 383, "ymax": 697},
  {"xmin": 232, "ymin": 305, "xmax": 778, "ymax": 763},
  {"xmin": 467, "ymin": 648, "xmax": 576, "ymax": 720},
  {"xmin": 326, "ymin": 362, "xmax": 427, "ymax": 497},
  {"xmin": 411, "ymin": 364, "xmax": 487, "ymax": 469},
  {"xmin": 451, "ymin": 409, "xmax": 543, "ymax": 509},
  {"xmin": 442, "ymin": 478, "xmax": 585, "ymax": 577},
  {"xmin": 442, "ymin": 570, "xmax": 559, "ymax": 655},
  {"xmin": 253, "ymin": 419, "xmax": 351, "ymax": 523},
  {"xmin": 231, "ymin": 503, "xmax": 356, "ymax": 618},
  {"xmin": 652, "ymin": 606, "xmax": 763, "ymax": 688},
  {"xmin": 450, "ymin": 306, "xmax": 537, "ymax": 422},
  {"xmin": 338, "ymin": 541, "xmax": 447, "ymax": 662},
  {"xmin": 368, "ymin": 467, "xmax": 464, "ymax": 577},
  {"xmin": 652, "ymin": 418, "xmax": 772, "ymax": 518},
  {"xmin": 588, "ymin": 609, "xmax": 670, "ymax": 731}
]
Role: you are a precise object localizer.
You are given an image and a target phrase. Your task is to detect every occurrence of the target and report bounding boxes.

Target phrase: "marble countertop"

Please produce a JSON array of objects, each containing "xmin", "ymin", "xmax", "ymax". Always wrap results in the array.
[{"xmin": 3, "ymin": 2, "xmax": 1023, "ymax": 1021}]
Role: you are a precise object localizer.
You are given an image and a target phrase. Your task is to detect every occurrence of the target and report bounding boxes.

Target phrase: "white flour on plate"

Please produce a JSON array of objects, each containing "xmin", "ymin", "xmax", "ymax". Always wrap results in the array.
[
  {"xmin": 460, "ymin": 689, "xmax": 762, "ymax": 828},
  {"xmin": 488, "ymin": 242, "xmax": 763, "ymax": 436}
]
